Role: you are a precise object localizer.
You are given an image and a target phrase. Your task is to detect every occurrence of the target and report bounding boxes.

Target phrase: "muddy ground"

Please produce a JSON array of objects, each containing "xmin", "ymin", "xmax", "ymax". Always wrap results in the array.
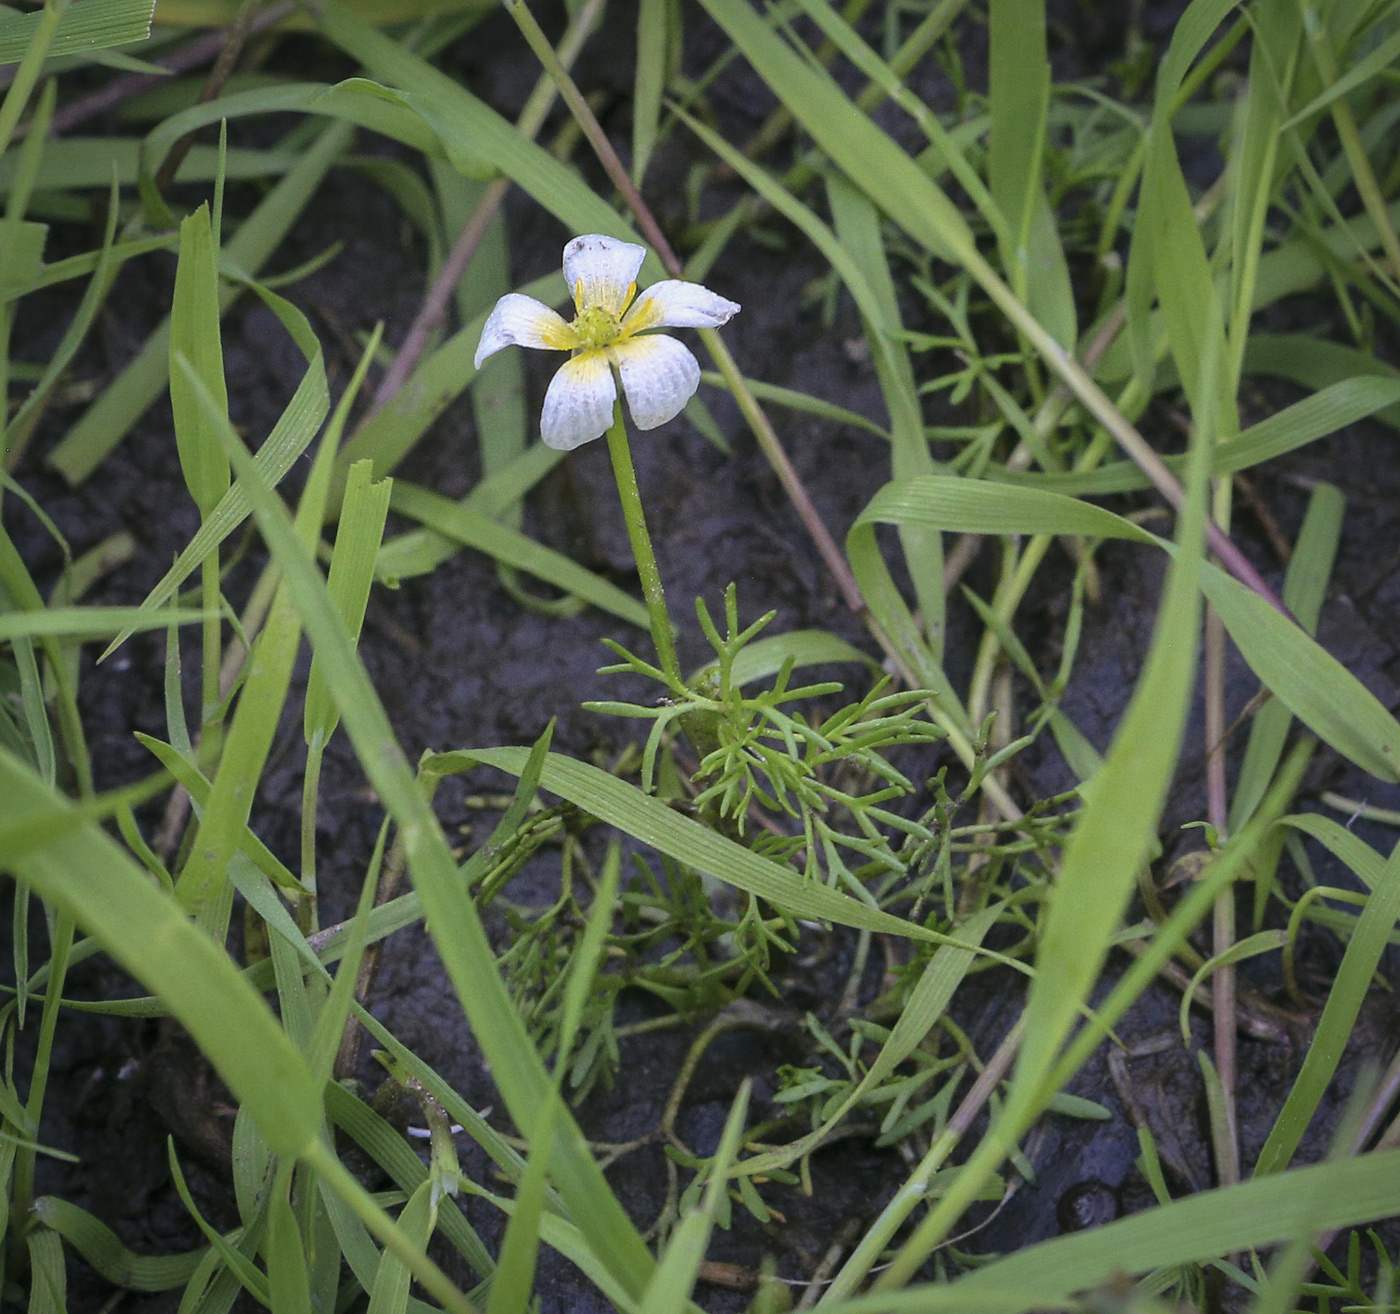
[{"xmin": 8, "ymin": 1, "xmax": 1400, "ymax": 1308}]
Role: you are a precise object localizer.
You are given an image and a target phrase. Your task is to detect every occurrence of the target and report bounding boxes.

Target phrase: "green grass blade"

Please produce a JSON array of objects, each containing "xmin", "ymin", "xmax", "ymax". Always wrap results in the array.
[
  {"xmin": 304, "ymin": 460, "xmax": 392, "ymax": 748},
  {"xmin": 0, "ymin": 0, "xmax": 151, "ymax": 64},
  {"xmin": 184, "ymin": 362, "xmax": 659, "ymax": 1300},
  {"xmin": 26, "ymin": 1225, "xmax": 66, "ymax": 1314},
  {"xmin": 32, "ymin": 1197, "xmax": 205, "ymax": 1291},
  {"xmin": 1200, "ymin": 561, "xmax": 1400, "ymax": 782},
  {"xmin": 48, "ymin": 120, "xmax": 349, "ymax": 485},
  {"xmin": 631, "ymin": 0, "xmax": 666, "ymax": 182},
  {"xmin": 436, "ymin": 747, "xmax": 964, "ymax": 943},
  {"xmin": 169, "ymin": 204, "xmax": 230, "ymax": 519},
  {"xmin": 827, "ymin": 175, "xmax": 944, "ymax": 655},
  {"xmin": 367, "ymin": 1181, "xmax": 436, "ymax": 1314},
  {"xmin": 388, "ymin": 482, "xmax": 649, "ymax": 629},
  {"xmin": 337, "ymin": 272, "xmax": 558, "ymax": 485},
  {"xmin": 267, "ymin": 1180, "xmax": 314, "ymax": 1314},
  {"xmin": 642, "ymin": 1082, "xmax": 751, "ymax": 1314},
  {"xmin": 691, "ymin": 0, "xmax": 977, "ymax": 265},
  {"xmin": 1229, "ymin": 481, "xmax": 1343, "ymax": 830},
  {"xmin": 1255, "ymin": 834, "xmax": 1400, "ymax": 1175},
  {"xmin": 872, "ymin": 286, "xmax": 1219, "ymax": 1288},
  {"xmin": 99, "ymin": 277, "xmax": 329, "ymax": 660},
  {"xmin": 992, "ymin": 376, "xmax": 1400, "ymax": 494},
  {"xmin": 2, "ymin": 750, "xmax": 323, "ymax": 1157}
]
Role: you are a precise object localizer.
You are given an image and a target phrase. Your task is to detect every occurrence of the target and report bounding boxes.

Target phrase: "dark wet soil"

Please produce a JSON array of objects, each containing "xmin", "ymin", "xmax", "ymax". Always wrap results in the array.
[{"xmin": 7, "ymin": 1, "xmax": 1400, "ymax": 1309}]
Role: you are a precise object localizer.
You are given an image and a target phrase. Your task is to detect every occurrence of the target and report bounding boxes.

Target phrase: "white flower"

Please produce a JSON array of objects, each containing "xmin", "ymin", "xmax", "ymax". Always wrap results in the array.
[{"xmin": 473, "ymin": 234, "xmax": 741, "ymax": 451}]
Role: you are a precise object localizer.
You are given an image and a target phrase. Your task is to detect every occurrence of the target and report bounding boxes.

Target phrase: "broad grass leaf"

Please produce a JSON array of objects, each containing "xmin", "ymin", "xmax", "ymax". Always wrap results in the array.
[
  {"xmin": 169, "ymin": 205, "xmax": 230, "ymax": 518},
  {"xmin": 187, "ymin": 365, "xmax": 658, "ymax": 1300},
  {"xmin": 0, "ymin": 0, "xmax": 151, "ymax": 64},
  {"xmin": 305, "ymin": 460, "xmax": 392, "ymax": 749},
  {"xmin": 49, "ymin": 121, "xmax": 350, "ymax": 485},
  {"xmin": 694, "ymin": 0, "xmax": 976, "ymax": 265},
  {"xmin": 1229, "ymin": 482, "xmax": 1343, "ymax": 830},
  {"xmin": 935, "ymin": 1150, "xmax": 1400, "ymax": 1314},
  {"xmin": 1, "ymin": 751, "xmax": 323, "ymax": 1158},
  {"xmin": 1256, "ymin": 834, "xmax": 1400, "ymax": 1174},
  {"xmin": 1201, "ymin": 562, "xmax": 1400, "ymax": 782},
  {"xmin": 1242, "ymin": 334, "xmax": 1400, "ymax": 430},
  {"xmin": 387, "ymin": 483, "xmax": 649, "ymax": 630},
  {"xmin": 435, "ymin": 747, "xmax": 956, "ymax": 942},
  {"xmin": 31, "ymin": 1199, "xmax": 204, "ymax": 1291}
]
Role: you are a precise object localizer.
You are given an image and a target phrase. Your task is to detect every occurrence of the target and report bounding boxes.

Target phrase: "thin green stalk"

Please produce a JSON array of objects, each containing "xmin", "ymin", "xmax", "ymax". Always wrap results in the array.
[
  {"xmin": 603, "ymin": 401, "xmax": 681, "ymax": 689},
  {"xmin": 10, "ymin": 909, "xmax": 74, "ymax": 1228}
]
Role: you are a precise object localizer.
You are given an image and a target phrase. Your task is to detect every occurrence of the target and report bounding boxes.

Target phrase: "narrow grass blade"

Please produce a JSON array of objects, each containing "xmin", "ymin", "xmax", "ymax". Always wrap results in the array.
[
  {"xmin": 304, "ymin": 460, "xmax": 392, "ymax": 749},
  {"xmin": 388, "ymin": 482, "xmax": 649, "ymax": 629},
  {"xmin": 168, "ymin": 204, "xmax": 230, "ymax": 519},
  {"xmin": 1255, "ymin": 834, "xmax": 1400, "ymax": 1175},
  {"xmin": 48, "ymin": 120, "xmax": 349, "ymax": 485},
  {"xmin": 32, "ymin": 1198, "xmax": 205, "ymax": 1291},
  {"xmin": 0, "ymin": 0, "xmax": 151, "ymax": 63},
  {"xmin": 1201, "ymin": 561, "xmax": 1400, "ymax": 782},
  {"xmin": 641, "ymin": 1082, "xmax": 751, "ymax": 1314},
  {"xmin": 186, "ymin": 366, "xmax": 659, "ymax": 1299},
  {"xmin": 1229, "ymin": 482, "xmax": 1343, "ymax": 830},
  {"xmin": 631, "ymin": 0, "xmax": 666, "ymax": 182},
  {"xmin": 827, "ymin": 176, "xmax": 944, "ymax": 655},
  {"xmin": 267, "ymin": 1180, "xmax": 314, "ymax": 1314},
  {"xmin": 99, "ymin": 278, "xmax": 328, "ymax": 660},
  {"xmin": 438, "ymin": 747, "xmax": 958, "ymax": 943},
  {"xmin": 367, "ymin": 1181, "xmax": 436, "ymax": 1314},
  {"xmin": 1, "ymin": 751, "xmax": 323, "ymax": 1157}
]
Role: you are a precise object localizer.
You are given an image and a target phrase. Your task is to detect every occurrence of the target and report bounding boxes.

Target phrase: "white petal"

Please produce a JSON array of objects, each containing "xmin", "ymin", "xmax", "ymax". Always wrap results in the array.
[
  {"xmin": 474, "ymin": 294, "xmax": 575, "ymax": 368},
  {"xmin": 614, "ymin": 335, "xmax": 700, "ymax": 431},
  {"xmin": 562, "ymin": 234, "xmax": 646, "ymax": 316},
  {"xmin": 620, "ymin": 280, "xmax": 740, "ymax": 334},
  {"xmin": 541, "ymin": 351, "xmax": 617, "ymax": 451}
]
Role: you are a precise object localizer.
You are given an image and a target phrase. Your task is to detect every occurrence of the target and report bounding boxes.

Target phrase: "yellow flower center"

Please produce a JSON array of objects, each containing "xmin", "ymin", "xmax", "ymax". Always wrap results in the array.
[{"xmin": 572, "ymin": 304, "xmax": 621, "ymax": 350}]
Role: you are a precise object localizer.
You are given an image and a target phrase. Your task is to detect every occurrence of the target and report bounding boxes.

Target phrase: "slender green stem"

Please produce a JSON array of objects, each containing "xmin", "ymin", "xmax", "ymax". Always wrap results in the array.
[
  {"xmin": 11, "ymin": 908, "xmax": 74, "ymax": 1229},
  {"xmin": 603, "ymin": 402, "xmax": 682, "ymax": 689}
]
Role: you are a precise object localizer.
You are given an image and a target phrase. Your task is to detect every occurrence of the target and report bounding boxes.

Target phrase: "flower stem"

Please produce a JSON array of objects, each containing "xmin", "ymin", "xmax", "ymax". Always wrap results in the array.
[{"xmin": 604, "ymin": 401, "xmax": 682, "ymax": 690}]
